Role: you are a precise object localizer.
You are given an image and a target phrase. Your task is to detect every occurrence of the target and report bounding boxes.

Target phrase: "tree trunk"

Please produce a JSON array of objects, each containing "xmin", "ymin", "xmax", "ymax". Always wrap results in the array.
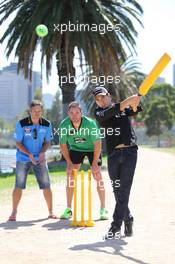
[
  {"xmin": 56, "ymin": 35, "xmax": 76, "ymax": 118},
  {"xmin": 157, "ymin": 134, "xmax": 161, "ymax": 148}
]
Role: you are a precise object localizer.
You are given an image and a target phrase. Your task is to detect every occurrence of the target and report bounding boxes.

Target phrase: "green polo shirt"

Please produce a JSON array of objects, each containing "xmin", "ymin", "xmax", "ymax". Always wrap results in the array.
[{"xmin": 59, "ymin": 116, "xmax": 100, "ymax": 152}]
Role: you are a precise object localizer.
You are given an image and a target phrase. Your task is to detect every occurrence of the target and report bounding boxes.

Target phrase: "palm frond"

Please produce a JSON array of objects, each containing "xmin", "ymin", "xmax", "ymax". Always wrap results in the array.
[{"xmin": 0, "ymin": 0, "xmax": 143, "ymax": 80}]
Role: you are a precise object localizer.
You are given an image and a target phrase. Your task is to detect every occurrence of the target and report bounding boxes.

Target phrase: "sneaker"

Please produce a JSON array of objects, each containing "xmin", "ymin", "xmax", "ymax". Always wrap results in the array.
[
  {"xmin": 60, "ymin": 208, "xmax": 72, "ymax": 219},
  {"xmin": 104, "ymin": 225, "xmax": 121, "ymax": 240},
  {"xmin": 124, "ymin": 217, "xmax": 134, "ymax": 236},
  {"xmin": 100, "ymin": 208, "xmax": 109, "ymax": 220}
]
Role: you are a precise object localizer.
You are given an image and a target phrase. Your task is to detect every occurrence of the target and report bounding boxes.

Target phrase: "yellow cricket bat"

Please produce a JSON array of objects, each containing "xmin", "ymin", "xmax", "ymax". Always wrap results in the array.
[{"xmin": 138, "ymin": 53, "xmax": 171, "ymax": 96}]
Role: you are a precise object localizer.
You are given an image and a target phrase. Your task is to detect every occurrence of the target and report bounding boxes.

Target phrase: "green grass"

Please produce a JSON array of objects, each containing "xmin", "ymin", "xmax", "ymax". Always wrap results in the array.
[
  {"xmin": 0, "ymin": 171, "xmax": 65, "ymax": 190},
  {"xmin": 0, "ymin": 161, "xmax": 98, "ymax": 203},
  {"xmin": 0, "ymin": 162, "xmax": 94, "ymax": 191},
  {"xmin": 0, "ymin": 156, "xmax": 108, "ymax": 196},
  {"xmin": 0, "ymin": 169, "xmax": 67, "ymax": 203}
]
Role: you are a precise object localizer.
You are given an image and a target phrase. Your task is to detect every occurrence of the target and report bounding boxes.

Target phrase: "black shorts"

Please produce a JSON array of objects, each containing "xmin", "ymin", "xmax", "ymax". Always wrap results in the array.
[{"xmin": 69, "ymin": 150, "xmax": 102, "ymax": 166}]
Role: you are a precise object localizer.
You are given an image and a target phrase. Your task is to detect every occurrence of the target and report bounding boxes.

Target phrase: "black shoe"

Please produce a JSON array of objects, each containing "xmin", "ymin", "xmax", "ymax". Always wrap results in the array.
[
  {"xmin": 124, "ymin": 217, "xmax": 133, "ymax": 236},
  {"xmin": 104, "ymin": 225, "xmax": 121, "ymax": 240}
]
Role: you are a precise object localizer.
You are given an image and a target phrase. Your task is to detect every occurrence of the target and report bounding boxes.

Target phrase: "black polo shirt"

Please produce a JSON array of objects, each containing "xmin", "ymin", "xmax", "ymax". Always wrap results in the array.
[{"xmin": 94, "ymin": 103, "xmax": 142, "ymax": 154}]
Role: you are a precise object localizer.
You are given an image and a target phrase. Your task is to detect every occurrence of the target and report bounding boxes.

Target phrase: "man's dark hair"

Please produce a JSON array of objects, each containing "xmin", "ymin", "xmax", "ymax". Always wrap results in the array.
[
  {"xmin": 68, "ymin": 101, "xmax": 82, "ymax": 111},
  {"xmin": 29, "ymin": 100, "xmax": 43, "ymax": 109}
]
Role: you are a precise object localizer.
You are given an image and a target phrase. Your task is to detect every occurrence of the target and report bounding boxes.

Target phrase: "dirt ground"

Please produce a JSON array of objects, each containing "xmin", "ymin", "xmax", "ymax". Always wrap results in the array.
[{"xmin": 0, "ymin": 147, "xmax": 175, "ymax": 264}]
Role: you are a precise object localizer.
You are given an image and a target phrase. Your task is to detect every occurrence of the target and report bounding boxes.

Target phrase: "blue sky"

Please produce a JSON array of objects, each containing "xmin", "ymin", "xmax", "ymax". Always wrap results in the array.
[{"xmin": 0, "ymin": 0, "xmax": 175, "ymax": 94}]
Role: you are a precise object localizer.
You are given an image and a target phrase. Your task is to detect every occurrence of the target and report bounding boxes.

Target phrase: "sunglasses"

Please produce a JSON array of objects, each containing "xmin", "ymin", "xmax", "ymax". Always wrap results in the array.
[{"xmin": 33, "ymin": 128, "xmax": 37, "ymax": 139}]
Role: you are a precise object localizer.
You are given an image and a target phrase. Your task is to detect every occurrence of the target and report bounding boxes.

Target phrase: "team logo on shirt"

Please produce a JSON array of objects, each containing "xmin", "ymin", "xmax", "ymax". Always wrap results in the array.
[
  {"xmin": 96, "ymin": 110, "xmax": 105, "ymax": 117},
  {"xmin": 115, "ymin": 112, "xmax": 126, "ymax": 118},
  {"xmin": 24, "ymin": 128, "xmax": 32, "ymax": 135},
  {"xmin": 74, "ymin": 138, "xmax": 86, "ymax": 143}
]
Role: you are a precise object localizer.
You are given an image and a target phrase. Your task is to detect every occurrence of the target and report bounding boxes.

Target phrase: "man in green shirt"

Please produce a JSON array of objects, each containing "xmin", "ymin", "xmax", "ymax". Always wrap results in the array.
[{"xmin": 59, "ymin": 101, "xmax": 108, "ymax": 220}]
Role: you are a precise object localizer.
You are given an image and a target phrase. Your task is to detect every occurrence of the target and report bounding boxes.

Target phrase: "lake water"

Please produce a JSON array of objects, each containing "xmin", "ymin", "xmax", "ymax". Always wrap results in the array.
[
  {"xmin": 0, "ymin": 148, "xmax": 16, "ymax": 173},
  {"xmin": 0, "ymin": 147, "xmax": 61, "ymax": 173}
]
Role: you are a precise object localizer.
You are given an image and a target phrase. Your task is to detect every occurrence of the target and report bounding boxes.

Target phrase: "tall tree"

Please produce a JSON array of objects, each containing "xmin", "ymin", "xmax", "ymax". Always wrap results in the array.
[
  {"xmin": 0, "ymin": 0, "xmax": 143, "ymax": 112},
  {"xmin": 144, "ymin": 83, "xmax": 175, "ymax": 117},
  {"xmin": 34, "ymin": 88, "xmax": 42, "ymax": 101},
  {"xmin": 144, "ymin": 97, "xmax": 174, "ymax": 147}
]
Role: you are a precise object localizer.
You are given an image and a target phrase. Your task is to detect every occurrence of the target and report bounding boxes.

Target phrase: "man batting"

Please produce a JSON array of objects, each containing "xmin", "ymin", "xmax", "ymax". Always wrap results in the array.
[{"xmin": 92, "ymin": 87, "xmax": 141, "ymax": 239}]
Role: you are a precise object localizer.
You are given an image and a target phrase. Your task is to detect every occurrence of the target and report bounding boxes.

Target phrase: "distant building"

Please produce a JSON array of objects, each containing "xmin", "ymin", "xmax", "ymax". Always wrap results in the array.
[
  {"xmin": 155, "ymin": 76, "xmax": 166, "ymax": 84},
  {"xmin": 43, "ymin": 93, "xmax": 54, "ymax": 109},
  {"xmin": 0, "ymin": 63, "xmax": 41, "ymax": 120}
]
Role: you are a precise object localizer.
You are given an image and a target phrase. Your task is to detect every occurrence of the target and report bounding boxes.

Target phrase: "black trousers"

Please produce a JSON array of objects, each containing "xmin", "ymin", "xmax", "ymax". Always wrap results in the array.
[{"xmin": 107, "ymin": 146, "xmax": 137, "ymax": 228}]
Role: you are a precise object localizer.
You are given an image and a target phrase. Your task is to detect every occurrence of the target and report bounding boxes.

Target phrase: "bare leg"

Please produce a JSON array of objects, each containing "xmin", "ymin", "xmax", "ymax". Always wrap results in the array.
[
  {"xmin": 9, "ymin": 188, "xmax": 22, "ymax": 220},
  {"xmin": 66, "ymin": 164, "xmax": 81, "ymax": 208},
  {"xmin": 43, "ymin": 188, "xmax": 54, "ymax": 216},
  {"xmin": 96, "ymin": 174, "xmax": 105, "ymax": 208}
]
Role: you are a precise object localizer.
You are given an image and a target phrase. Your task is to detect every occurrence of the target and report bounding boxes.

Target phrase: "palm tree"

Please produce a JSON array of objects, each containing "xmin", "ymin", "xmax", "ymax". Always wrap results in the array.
[
  {"xmin": 114, "ymin": 57, "xmax": 145, "ymax": 100},
  {"xmin": 0, "ymin": 0, "xmax": 143, "ymax": 113}
]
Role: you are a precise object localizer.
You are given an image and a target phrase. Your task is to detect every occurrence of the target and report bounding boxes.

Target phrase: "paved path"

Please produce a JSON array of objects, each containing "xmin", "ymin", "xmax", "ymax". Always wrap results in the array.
[{"xmin": 0, "ymin": 148, "xmax": 175, "ymax": 264}]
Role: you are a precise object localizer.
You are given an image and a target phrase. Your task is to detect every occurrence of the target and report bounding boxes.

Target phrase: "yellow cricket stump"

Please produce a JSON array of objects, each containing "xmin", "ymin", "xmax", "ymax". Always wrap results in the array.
[
  {"xmin": 70, "ymin": 169, "xmax": 94, "ymax": 227},
  {"xmin": 73, "ymin": 169, "xmax": 77, "ymax": 223}
]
